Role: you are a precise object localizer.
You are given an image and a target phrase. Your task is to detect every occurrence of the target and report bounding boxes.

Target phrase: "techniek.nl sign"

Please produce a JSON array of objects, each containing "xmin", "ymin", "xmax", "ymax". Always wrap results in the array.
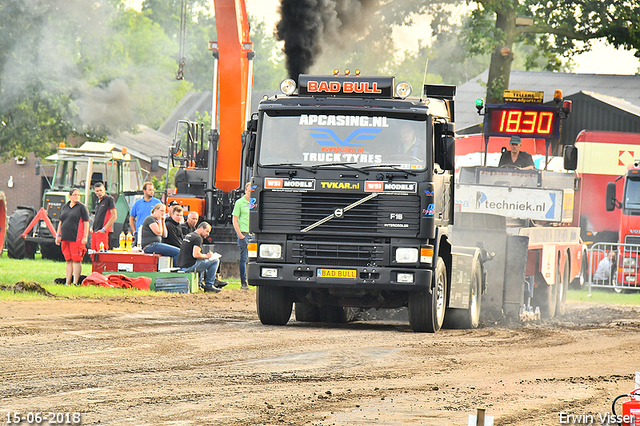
[{"xmin": 455, "ymin": 185, "xmax": 564, "ymax": 222}]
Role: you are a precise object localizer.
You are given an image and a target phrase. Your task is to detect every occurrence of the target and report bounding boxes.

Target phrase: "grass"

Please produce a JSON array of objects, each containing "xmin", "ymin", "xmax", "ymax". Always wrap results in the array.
[
  {"xmin": 568, "ymin": 286, "xmax": 640, "ymax": 305},
  {"xmin": 0, "ymin": 254, "xmax": 242, "ymax": 301}
]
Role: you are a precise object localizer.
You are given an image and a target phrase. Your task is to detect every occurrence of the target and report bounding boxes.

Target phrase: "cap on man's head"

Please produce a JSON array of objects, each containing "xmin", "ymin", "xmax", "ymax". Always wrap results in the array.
[
  {"xmin": 510, "ymin": 136, "xmax": 522, "ymax": 144},
  {"xmin": 168, "ymin": 200, "xmax": 179, "ymax": 207}
]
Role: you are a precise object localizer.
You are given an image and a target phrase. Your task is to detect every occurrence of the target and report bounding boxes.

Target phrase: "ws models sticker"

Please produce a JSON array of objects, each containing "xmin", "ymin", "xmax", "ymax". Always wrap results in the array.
[
  {"xmin": 264, "ymin": 178, "xmax": 315, "ymax": 192},
  {"xmin": 364, "ymin": 181, "xmax": 417, "ymax": 193}
]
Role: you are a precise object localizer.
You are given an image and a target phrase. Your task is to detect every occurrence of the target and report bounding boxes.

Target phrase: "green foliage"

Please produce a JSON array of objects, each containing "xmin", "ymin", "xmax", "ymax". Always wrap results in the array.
[
  {"xmin": 460, "ymin": 0, "xmax": 640, "ymax": 101},
  {"xmin": 0, "ymin": 0, "xmax": 191, "ymax": 159},
  {"xmin": 250, "ymin": 17, "xmax": 286, "ymax": 90}
]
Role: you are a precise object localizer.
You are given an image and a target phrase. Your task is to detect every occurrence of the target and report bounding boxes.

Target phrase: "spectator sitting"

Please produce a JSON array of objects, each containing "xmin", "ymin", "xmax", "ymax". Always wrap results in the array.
[
  {"xmin": 593, "ymin": 251, "xmax": 615, "ymax": 283},
  {"xmin": 163, "ymin": 205, "xmax": 184, "ymax": 248},
  {"xmin": 176, "ymin": 222, "xmax": 224, "ymax": 293},
  {"xmin": 141, "ymin": 204, "xmax": 180, "ymax": 265}
]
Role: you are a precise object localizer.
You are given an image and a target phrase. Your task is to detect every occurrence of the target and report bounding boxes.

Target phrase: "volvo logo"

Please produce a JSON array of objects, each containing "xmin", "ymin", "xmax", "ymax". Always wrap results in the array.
[{"xmin": 334, "ymin": 208, "xmax": 344, "ymax": 218}]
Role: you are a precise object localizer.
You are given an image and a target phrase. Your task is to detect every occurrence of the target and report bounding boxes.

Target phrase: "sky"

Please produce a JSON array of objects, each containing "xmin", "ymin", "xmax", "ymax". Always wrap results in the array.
[{"xmin": 246, "ymin": 0, "xmax": 640, "ymax": 75}]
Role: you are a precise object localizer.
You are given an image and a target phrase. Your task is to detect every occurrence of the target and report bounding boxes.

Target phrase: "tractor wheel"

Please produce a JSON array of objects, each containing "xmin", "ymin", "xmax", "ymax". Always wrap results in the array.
[
  {"xmin": 0, "ymin": 192, "xmax": 6, "ymax": 256},
  {"xmin": 40, "ymin": 242, "xmax": 64, "ymax": 261},
  {"xmin": 6, "ymin": 209, "xmax": 37, "ymax": 259},
  {"xmin": 256, "ymin": 286, "xmax": 292, "ymax": 325},
  {"xmin": 295, "ymin": 302, "xmax": 320, "ymax": 322},
  {"xmin": 409, "ymin": 257, "xmax": 447, "ymax": 332}
]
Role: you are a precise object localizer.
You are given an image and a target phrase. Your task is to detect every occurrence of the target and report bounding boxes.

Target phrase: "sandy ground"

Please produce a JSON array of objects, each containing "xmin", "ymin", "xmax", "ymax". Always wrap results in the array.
[{"xmin": 1, "ymin": 290, "xmax": 640, "ymax": 426}]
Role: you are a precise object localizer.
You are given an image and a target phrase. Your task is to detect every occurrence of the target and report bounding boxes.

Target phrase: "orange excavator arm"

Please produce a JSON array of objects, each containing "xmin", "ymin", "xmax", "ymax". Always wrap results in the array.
[{"xmin": 212, "ymin": 0, "xmax": 253, "ymax": 193}]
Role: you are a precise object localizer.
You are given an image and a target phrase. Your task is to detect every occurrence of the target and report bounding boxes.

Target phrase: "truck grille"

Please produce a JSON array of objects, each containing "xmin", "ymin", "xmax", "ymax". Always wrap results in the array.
[
  {"xmin": 260, "ymin": 192, "xmax": 420, "ymax": 237},
  {"xmin": 625, "ymin": 235, "xmax": 640, "ymax": 246},
  {"xmin": 291, "ymin": 241, "xmax": 386, "ymax": 267}
]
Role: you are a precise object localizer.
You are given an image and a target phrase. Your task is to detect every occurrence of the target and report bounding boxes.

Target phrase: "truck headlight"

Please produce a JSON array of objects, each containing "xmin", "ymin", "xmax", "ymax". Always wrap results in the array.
[
  {"xmin": 623, "ymin": 257, "xmax": 637, "ymax": 268},
  {"xmin": 259, "ymin": 244, "xmax": 282, "ymax": 259},
  {"xmin": 395, "ymin": 248, "xmax": 418, "ymax": 263}
]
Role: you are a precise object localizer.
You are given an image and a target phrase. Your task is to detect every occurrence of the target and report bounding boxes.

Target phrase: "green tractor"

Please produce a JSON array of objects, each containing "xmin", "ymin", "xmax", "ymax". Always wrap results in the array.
[{"xmin": 6, "ymin": 142, "xmax": 149, "ymax": 260}]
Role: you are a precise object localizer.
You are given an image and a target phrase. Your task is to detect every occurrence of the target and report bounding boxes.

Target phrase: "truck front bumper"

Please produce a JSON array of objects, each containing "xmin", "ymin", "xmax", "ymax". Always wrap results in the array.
[{"xmin": 248, "ymin": 262, "xmax": 432, "ymax": 292}]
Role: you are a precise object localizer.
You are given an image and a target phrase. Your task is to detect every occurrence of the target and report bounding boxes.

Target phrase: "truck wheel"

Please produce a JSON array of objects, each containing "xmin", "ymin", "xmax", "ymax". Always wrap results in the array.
[
  {"xmin": 409, "ymin": 257, "xmax": 447, "ymax": 333},
  {"xmin": 570, "ymin": 250, "xmax": 588, "ymax": 290},
  {"xmin": 295, "ymin": 302, "xmax": 320, "ymax": 322},
  {"xmin": 40, "ymin": 242, "xmax": 64, "ymax": 261},
  {"xmin": 319, "ymin": 306, "xmax": 350, "ymax": 323},
  {"xmin": 444, "ymin": 260, "xmax": 482, "ymax": 329},
  {"xmin": 256, "ymin": 286, "xmax": 292, "ymax": 325},
  {"xmin": 0, "ymin": 192, "xmax": 6, "ymax": 254},
  {"xmin": 533, "ymin": 272, "xmax": 557, "ymax": 319},
  {"xmin": 556, "ymin": 259, "xmax": 570, "ymax": 316},
  {"xmin": 6, "ymin": 209, "xmax": 37, "ymax": 259}
]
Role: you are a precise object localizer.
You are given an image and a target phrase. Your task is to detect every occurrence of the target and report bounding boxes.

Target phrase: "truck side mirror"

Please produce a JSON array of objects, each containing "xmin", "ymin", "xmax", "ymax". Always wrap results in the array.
[
  {"xmin": 563, "ymin": 145, "xmax": 577, "ymax": 171},
  {"xmin": 442, "ymin": 136, "xmax": 455, "ymax": 171},
  {"xmin": 606, "ymin": 182, "xmax": 617, "ymax": 211},
  {"xmin": 150, "ymin": 158, "xmax": 159, "ymax": 173}
]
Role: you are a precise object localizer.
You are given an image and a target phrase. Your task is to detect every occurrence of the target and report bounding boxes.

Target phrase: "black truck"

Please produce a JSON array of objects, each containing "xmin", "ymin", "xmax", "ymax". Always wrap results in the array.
[{"xmin": 244, "ymin": 74, "xmax": 488, "ymax": 332}]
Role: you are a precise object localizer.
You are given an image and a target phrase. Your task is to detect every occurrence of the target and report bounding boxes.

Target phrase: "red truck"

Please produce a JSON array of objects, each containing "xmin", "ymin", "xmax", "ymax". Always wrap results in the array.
[{"xmin": 601, "ymin": 131, "xmax": 640, "ymax": 290}]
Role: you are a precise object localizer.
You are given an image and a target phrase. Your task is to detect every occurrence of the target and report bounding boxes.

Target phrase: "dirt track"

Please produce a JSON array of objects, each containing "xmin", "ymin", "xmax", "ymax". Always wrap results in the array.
[{"xmin": 1, "ymin": 290, "xmax": 640, "ymax": 426}]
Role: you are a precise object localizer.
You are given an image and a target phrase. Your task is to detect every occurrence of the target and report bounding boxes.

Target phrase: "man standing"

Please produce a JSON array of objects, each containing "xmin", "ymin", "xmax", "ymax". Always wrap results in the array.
[
  {"xmin": 233, "ymin": 182, "xmax": 252, "ymax": 290},
  {"xmin": 498, "ymin": 136, "xmax": 535, "ymax": 169},
  {"xmin": 177, "ymin": 222, "xmax": 222, "ymax": 293},
  {"xmin": 91, "ymin": 182, "xmax": 117, "ymax": 251},
  {"xmin": 181, "ymin": 211, "xmax": 199, "ymax": 235},
  {"xmin": 129, "ymin": 182, "xmax": 160, "ymax": 236}
]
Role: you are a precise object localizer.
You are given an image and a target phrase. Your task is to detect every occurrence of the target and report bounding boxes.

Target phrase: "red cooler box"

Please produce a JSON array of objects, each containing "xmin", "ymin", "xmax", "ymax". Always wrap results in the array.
[{"xmin": 92, "ymin": 252, "xmax": 160, "ymax": 273}]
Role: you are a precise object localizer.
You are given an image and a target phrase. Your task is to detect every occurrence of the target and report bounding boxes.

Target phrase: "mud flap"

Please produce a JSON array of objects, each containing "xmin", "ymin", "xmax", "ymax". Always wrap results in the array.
[{"xmin": 449, "ymin": 247, "xmax": 481, "ymax": 309}]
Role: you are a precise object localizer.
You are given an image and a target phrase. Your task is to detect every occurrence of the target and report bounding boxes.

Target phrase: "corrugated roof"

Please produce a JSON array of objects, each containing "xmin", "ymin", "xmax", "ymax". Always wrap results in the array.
[
  {"xmin": 456, "ymin": 71, "xmax": 640, "ymax": 131},
  {"xmin": 157, "ymin": 89, "xmax": 278, "ymax": 136},
  {"xmin": 107, "ymin": 125, "xmax": 173, "ymax": 168}
]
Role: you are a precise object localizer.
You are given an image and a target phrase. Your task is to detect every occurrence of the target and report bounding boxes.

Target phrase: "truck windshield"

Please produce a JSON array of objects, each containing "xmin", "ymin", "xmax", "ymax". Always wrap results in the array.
[
  {"xmin": 624, "ymin": 177, "xmax": 640, "ymax": 209},
  {"xmin": 259, "ymin": 113, "xmax": 427, "ymax": 170}
]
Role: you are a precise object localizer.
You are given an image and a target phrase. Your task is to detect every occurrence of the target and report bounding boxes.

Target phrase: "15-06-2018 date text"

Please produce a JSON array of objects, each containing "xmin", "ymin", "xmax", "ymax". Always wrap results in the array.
[{"xmin": 5, "ymin": 412, "xmax": 82, "ymax": 424}]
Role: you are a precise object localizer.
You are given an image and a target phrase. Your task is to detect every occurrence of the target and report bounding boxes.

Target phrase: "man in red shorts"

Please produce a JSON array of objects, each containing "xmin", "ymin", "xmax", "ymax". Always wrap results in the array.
[
  {"xmin": 55, "ymin": 188, "xmax": 90, "ymax": 285},
  {"xmin": 91, "ymin": 182, "xmax": 117, "ymax": 252}
]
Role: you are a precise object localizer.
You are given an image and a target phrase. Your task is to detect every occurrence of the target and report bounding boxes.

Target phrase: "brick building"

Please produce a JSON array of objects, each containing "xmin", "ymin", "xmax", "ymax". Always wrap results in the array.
[{"xmin": 0, "ymin": 153, "xmax": 54, "ymax": 216}]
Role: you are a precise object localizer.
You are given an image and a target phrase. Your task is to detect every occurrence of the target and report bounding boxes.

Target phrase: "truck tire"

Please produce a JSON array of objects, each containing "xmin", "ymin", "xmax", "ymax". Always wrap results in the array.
[
  {"xmin": 409, "ymin": 257, "xmax": 447, "ymax": 333},
  {"xmin": 570, "ymin": 250, "xmax": 588, "ymax": 290},
  {"xmin": 256, "ymin": 286, "xmax": 292, "ymax": 325},
  {"xmin": 40, "ymin": 242, "xmax": 64, "ymax": 261},
  {"xmin": 295, "ymin": 302, "xmax": 320, "ymax": 322},
  {"xmin": 6, "ymin": 209, "xmax": 36, "ymax": 259},
  {"xmin": 444, "ymin": 260, "xmax": 482, "ymax": 329},
  {"xmin": 319, "ymin": 306, "xmax": 350, "ymax": 323},
  {"xmin": 556, "ymin": 259, "xmax": 570, "ymax": 316},
  {"xmin": 533, "ymin": 271, "xmax": 557, "ymax": 319},
  {"xmin": 0, "ymin": 192, "xmax": 6, "ymax": 255}
]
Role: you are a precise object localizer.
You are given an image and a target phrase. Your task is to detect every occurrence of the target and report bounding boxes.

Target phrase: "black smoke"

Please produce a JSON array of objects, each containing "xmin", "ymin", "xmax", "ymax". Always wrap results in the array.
[{"xmin": 276, "ymin": 0, "xmax": 378, "ymax": 81}]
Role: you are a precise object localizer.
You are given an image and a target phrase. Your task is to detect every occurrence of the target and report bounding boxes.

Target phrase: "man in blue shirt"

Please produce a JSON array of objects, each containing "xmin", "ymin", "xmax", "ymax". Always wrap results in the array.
[{"xmin": 129, "ymin": 182, "xmax": 161, "ymax": 235}]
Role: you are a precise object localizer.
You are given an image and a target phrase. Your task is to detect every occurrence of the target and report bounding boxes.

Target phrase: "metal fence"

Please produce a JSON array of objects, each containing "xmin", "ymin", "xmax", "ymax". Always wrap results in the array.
[{"xmin": 587, "ymin": 242, "xmax": 640, "ymax": 294}]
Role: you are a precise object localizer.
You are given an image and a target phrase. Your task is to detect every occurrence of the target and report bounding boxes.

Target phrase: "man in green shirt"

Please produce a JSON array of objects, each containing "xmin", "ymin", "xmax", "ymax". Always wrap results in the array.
[{"xmin": 233, "ymin": 182, "xmax": 252, "ymax": 290}]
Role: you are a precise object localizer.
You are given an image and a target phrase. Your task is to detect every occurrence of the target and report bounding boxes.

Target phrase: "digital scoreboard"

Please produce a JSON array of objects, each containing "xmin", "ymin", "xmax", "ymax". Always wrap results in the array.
[{"xmin": 484, "ymin": 104, "xmax": 561, "ymax": 139}]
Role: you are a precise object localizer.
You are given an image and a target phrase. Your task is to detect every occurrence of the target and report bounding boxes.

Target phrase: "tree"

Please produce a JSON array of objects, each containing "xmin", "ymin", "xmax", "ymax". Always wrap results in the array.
[
  {"xmin": 463, "ymin": 0, "xmax": 640, "ymax": 103},
  {"xmin": 0, "ymin": 0, "xmax": 190, "ymax": 159}
]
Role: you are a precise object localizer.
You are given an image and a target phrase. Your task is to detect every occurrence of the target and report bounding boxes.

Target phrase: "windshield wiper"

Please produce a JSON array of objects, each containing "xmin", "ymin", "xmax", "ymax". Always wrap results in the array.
[
  {"xmin": 262, "ymin": 162, "xmax": 317, "ymax": 173},
  {"xmin": 310, "ymin": 162, "xmax": 370, "ymax": 175},
  {"xmin": 362, "ymin": 164, "xmax": 417, "ymax": 176}
]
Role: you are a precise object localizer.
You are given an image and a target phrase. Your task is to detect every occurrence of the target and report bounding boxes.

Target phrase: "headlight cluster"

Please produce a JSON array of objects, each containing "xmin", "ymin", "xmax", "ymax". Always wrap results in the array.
[
  {"xmin": 259, "ymin": 244, "xmax": 282, "ymax": 259},
  {"xmin": 395, "ymin": 248, "xmax": 419, "ymax": 263}
]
